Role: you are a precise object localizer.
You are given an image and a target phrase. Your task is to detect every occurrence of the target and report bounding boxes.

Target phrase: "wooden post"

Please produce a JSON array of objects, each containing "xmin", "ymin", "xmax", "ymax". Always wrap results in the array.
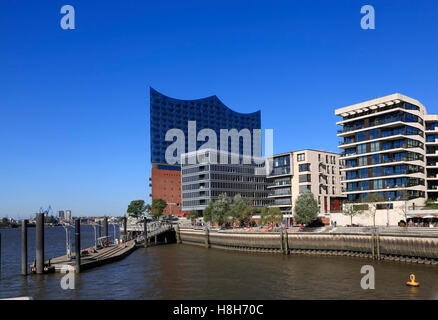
[
  {"xmin": 123, "ymin": 217, "xmax": 127, "ymax": 242},
  {"xmin": 143, "ymin": 218, "xmax": 148, "ymax": 248},
  {"xmin": 284, "ymin": 229, "xmax": 289, "ymax": 255},
  {"xmin": 280, "ymin": 228, "xmax": 284, "ymax": 254},
  {"xmin": 104, "ymin": 217, "xmax": 108, "ymax": 240},
  {"xmin": 370, "ymin": 233, "xmax": 375, "ymax": 260},
  {"xmin": 175, "ymin": 225, "xmax": 181, "ymax": 244},
  {"xmin": 21, "ymin": 220, "xmax": 28, "ymax": 275},
  {"xmin": 75, "ymin": 219, "xmax": 81, "ymax": 273},
  {"xmin": 376, "ymin": 232, "xmax": 380, "ymax": 261},
  {"xmin": 35, "ymin": 213, "xmax": 44, "ymax": 274},
  {"xmin": 205, "ymin": 228, "xmax": 210, "ymax": 248},
  {"xmin": 154, "ymin": 235, "xmax": 157, "ymax": 245}
]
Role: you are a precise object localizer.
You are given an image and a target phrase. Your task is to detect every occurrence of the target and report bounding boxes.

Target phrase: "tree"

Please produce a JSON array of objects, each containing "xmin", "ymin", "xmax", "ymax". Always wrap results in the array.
[
  {"xmin": 1, "ymin": 217, "xmax": 8, "ymax": 224},
  {"xmin": 294, "ymin": 191, "xmax": 319, "ymax": 225},
  {"xmin": 203, "ymin": 200, "xmax": 214, "ymax": 223},
  {"xmin": 152, "ymin": 199, "xmax": 167, "ymax": 218},
  {"xmin": 342, "ymin": 205, "xmax": 362, "ymax": 226},
  {"xmin": 363, "ymin": 193, "xmax": 385, "ymax": 230},
  {"xmin": 145, "ymin": 204, "xmax": 152, "ymax": 216},
  {"xmin": 229, "ymin": 194, "xmax": 247, "ymax": 227},
  {"xmin": 260, "ymin": 206, "xmax": 283, "ymax": 228},
  {"xmin": 127, "ymin": 200, "xmax": 147, "ymax": 218},
  {"xmin": 211, "ymin": 193, "xmax": 232, "ymax": 226}
]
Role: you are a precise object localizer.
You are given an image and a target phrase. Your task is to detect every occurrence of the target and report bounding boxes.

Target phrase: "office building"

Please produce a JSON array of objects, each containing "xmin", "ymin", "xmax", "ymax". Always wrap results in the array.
[
  {"xmin": 267, "ymin": 150, "xmax": 346, "ymax": 225},
  {"xmin": 181, "ymin": 149, "xmax": 271, "ymax": 213}
]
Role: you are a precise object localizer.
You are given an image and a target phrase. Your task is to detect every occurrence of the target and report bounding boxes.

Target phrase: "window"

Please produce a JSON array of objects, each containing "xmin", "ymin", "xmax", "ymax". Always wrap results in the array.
[
  {"xmin": 297, "ymin": 153, "xmax": 305, "ymax": 162},
  {"xmin": 347, "ymin": 171, "xmax": 357, "ymax": 180},
  {"xmin": 372, "ymin": 167, "xmax": 381, "ymax": 177},
  {"xmin": 357, "ymin": 131, "xmax": 366, "ymax": 142},
  {"xmin": 369, "ymin": 129, "xmax": 379, "ymax": 140},
  {"xmin": 361, "ymin": 180, "xmax": 370, "ymax": 191},
  {"xmin": 299, "ymin": 163, "xmax": 310, "ymax": 172},
  {"xmin": 374, "ymin": 179, "xmax": 383, "ymax": 190},
  {"xmin": 299, "ymin": 185, "xmax": 311, "ymax": 193},
  {"xmin": 371, "ymin": 154, "xmax": 380, "ymax": 164},
  {"xmin": 358, "ymin": 156, "xmax": 367, "ymax": 166},
  {"xmin": 370, "ymin": 142, "xmax": 380, "ymax": 152},
  {"xmin": 357, "ymin": 144, "xmax": 367, "ymax": 154},
  {"xmin": 299, "ymin": 174, "xmax": 311, "ymax": 183},
  {"xmin": 360, "ymin": 168, "xmax": 368, "ymax": 178}
]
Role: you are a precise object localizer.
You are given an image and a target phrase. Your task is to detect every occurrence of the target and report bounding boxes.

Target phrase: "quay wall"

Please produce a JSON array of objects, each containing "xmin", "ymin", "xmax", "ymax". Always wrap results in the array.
[{"xmin": 178, "ymin": 229, "xmax": 438, "ymax": 262}]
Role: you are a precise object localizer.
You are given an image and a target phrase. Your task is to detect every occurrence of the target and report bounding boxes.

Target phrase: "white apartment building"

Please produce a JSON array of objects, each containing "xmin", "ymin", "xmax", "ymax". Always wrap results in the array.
[{"xmin": 333, "ymin": 93, "xmax": 438, "ymax": 226}]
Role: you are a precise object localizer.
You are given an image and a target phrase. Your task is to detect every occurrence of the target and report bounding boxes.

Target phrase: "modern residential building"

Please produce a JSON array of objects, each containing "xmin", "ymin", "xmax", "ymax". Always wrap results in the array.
[
  {"xmin": 181, "ymin": 149, "xmax": 271, "ymax": 213},
  {"xmin": 149, "ymin": 87, "xmax": 261, "ymax": 215},
  {"xmin": 267, "ymin": 150, "xmax": 346, "ymax": 225},
  {"xmin": 65, "ymin": 210, "xmax": 72, "ymax": 221},
  {"xmin": 334, "ymin": 93, "xmax": 435, "ymax": 226},
  {"xmin": 58, "ymin": 210, "xmax": 65, "ymax": 219}
]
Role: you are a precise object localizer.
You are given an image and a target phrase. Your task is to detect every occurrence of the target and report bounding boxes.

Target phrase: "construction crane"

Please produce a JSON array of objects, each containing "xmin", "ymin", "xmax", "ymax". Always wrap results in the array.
[{"xmin": 38, "ymin": 205, "xmax": 53, "ymax": 217}]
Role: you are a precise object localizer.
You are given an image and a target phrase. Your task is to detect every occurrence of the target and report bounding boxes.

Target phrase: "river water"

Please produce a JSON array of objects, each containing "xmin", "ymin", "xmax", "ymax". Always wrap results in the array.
[{"xmin": 0, "ymin": 226, "xmax": 438, "ymax": 300}]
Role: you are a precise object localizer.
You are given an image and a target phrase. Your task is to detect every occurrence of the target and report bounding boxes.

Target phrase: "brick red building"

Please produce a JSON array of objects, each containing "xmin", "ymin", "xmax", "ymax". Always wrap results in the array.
[{"xmin": 151, "ymin": 164, "xmax": 182, "ymax": 216}]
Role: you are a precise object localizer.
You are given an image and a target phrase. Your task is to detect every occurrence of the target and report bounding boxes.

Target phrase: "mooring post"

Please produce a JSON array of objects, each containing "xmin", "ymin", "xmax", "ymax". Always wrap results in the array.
[
  {"xmin": 21, "ymin": 219, "xmax": 28, "ymax": 276},
  {"xmin": 97, "ymin": 221, "xmax": 101, "ymax": 240},
  {"xmin": 75, "ymin": 218, "xmax": 81, "ymax": 273},
  {"xmin": 175, "ymin": 225, "xmax": 181, "ymax": 244},
  {"xmin": 123, "ymin": 217, "xmax": 127, "ymax": 243},
  {"xmin": 35, "ymin": 213, "xmax": 44, "ymax": 274},
  {"xmin": 143, "ymin": 218, "xmax": 148, "ymax": 248},
  {"xmin": 154, "ymin": 235, "xmax": 157, "ymax": 245},
  {"xmin": 205, "ymin": 228, "xmax": 210, "ymax": 249},
  {"xmin": 371, "ymin": 232, "xmax": 375, "ymax": 260},
  {"xmin": 280, "ymin": 228, "xmax": 284, "ymax": 254},
  {"xmin": 376, "ymin": 231, "xmax": 380, "ymax": 261},
  {"xmin": 104, "ymin": 217, "xmax": 108, "ymax": 241},
  {"xmin": 284, "ymin": 229, "xmax": 289, "ymax": 255}
]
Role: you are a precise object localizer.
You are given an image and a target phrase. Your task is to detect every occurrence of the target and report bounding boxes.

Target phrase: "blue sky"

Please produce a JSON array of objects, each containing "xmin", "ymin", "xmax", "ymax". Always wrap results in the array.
[{"xmin": 1, "ymin": 0, "xmax": 437, "ymax": 218}]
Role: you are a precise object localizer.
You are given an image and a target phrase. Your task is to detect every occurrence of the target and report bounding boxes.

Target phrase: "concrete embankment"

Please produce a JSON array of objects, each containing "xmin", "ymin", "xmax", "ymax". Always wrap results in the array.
[{"xmin": 178, "ymin": 228, "xmax": 438, "ymax": 264}]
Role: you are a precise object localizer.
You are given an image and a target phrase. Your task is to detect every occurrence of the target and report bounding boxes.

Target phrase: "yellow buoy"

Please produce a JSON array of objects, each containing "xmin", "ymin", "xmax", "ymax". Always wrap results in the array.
[{"xmin": 406, "ymin": 274, "xmax": 420, "ymax": 287}]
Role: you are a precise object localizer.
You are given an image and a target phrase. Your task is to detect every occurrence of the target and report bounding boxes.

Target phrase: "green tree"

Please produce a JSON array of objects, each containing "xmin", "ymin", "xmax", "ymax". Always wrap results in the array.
[
  {"xmin": 1, "ymin": 217, "xmax": 9, "ymax": 224},
  {"xmin": 145, "ymin": 204, "xmax": 152, "ymax": 216},
  {"xmin": 260, "ymin": 206, "xmax": 283, "ymax": 229},
  {"xmin": 203, "ymin": 200, "xmax": 214, "ymax": 223},
  {"xmin": 211, "ymin": 193, "xmax": 232, "ymax": 226},
  {"xmin": 342, "ymin": 205, "xmax": 362, "ymax": 226},
  {"xmin": 294, "ymin": 191, "xmax": 319, "ymax": 225},
  {"xmin": 229, "ymin": 194, "xmax": 247, "ymax": 227},
  {"xmin": 127, "ymin": 200, "xmax": 147, "ymax": 218},
  {"xmin": 152, "ymin": 198, "xmax": 167, "ymax": 218},
  {"xmin": 363, "ymin": 193, "xmax": 385, "ymax": 230}
]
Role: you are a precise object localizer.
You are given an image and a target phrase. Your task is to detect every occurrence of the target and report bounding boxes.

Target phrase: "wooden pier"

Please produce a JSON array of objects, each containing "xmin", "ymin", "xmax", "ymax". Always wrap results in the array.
[{"xmin": 30, "ymin": 240, "xmax": 137, "ymax": 273}]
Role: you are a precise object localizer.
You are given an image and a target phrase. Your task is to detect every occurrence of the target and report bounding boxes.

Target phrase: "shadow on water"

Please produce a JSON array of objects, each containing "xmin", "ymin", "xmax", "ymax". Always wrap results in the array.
[{"xmin": 1, "ymin": 227, "xmax": 438, "ymax": 299}]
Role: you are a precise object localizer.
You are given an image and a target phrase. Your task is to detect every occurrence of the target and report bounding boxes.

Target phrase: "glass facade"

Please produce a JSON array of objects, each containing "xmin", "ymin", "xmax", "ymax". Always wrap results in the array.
[
  {"xmin": 338, "ymin": 100, "xmax": 426, "ymax": 203},
  {"xmin": 150, "ymin": 88, "xmax": 261, "ymax": 165}
]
